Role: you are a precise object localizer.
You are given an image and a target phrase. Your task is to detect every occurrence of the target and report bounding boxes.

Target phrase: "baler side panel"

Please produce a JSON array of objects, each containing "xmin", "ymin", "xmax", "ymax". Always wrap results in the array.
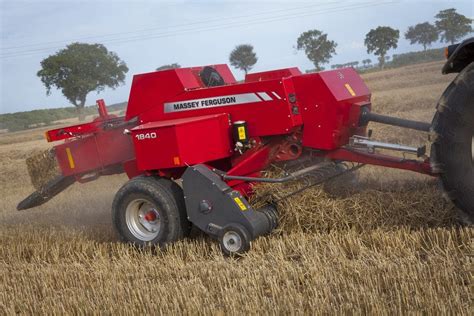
[
  {"xmin": 126, "ymin": 65, "xmax": 237, "ymax": 121},
  {"xmin": 126, "ymin": 71, "xmax": 191, "ymax": 121},
  {"xmin": 176, "ymin": 114, "xmax": 233, "ymax": 165},
  {"xmin": 55, "ymin": 127, "xmax": 134, "ymax": 177},
  {"xmin": 138, "ymin": 80, "xmax": 302, "ymax": 137},
  {"xmin": 293, "ymin": 68, "xmax": 371, "ymax": 150},
  {"xmin": 131, "ymin": 114, "xmax": 232, "ymax": 171},
  {"xmin": 132, "ymin": 124, "xmax": 180, "ymax": 171}
]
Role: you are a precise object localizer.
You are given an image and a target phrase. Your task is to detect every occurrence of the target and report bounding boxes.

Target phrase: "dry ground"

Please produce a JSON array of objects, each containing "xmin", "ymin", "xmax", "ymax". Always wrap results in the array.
[{"xmin": 0, "ymin": 61, "xmax": 472, "ymax": 314}]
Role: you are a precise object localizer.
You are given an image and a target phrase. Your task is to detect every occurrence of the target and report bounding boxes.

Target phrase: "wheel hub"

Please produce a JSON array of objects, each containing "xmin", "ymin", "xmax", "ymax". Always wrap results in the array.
[
  {"xmin": 222, "ymin": 231, "xmax": 242, "ymax": 253},
  {"xmin": 144, "ymin": 210, "xmax": 158, "ymax": 222},
  {"xmin": 125, "ymin": 199, "xmax": 162, "ymax": 241}
]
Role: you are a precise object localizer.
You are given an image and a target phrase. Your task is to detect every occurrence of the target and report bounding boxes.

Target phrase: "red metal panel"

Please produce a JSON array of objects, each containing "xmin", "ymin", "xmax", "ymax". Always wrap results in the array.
[
  {"xmin": 292, "ymin": 68, "xmax": 371, "ymax": 150},
  {"xmin": 126, "ymin": 69, "xmax": 192, "ymax": 121},
  {"xmin": 245, "ymin": 67, "xmax": 302, "ymax": 83},
  {"xmin": 46, "ymin": 122, "xmax": 100, "ymax": 142},
  {"xmin": 54, "ymin": 127, "xmax": 134, "ymax": 176},
  {"xmin": 133, "ymin": 122, "xmax": 179, "ymax": 171},
  {"xmin": 175, "ymin": 115, "xmax": 231, "ymax": 164},
  {"xmin": 126, "ymin": 65, "xmax": 236, "ymax": 121},
  {"xmin": 321, "ymin": 148, "xmax": 435, "ymax": 176},
  {"xmin": 47, "ymin": 102, "xmax": 123, "ymax": 142},
  {"xmin": 131, "ymin": 114, "xmax": 232, "ymax": 171},
  {"xmin": 123, "ymin": 159, "xmax": 142, "ymax": 179},
  {"xmin": 138, "ymin": 80, "xmax": 301, "ymax": 137},
  {"xmin": 319, "ymin": 68, "xmax": 370, "ymax": 102},
  {"xmin": 56, "ymin": 138, "xmax": 99, "ymax": 175}
]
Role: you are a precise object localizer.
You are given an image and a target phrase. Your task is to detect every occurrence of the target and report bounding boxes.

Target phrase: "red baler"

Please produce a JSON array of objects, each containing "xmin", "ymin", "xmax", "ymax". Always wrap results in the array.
[{"xmin": 18, "ymin": 39, "xmax": 474, "ymax": 254}]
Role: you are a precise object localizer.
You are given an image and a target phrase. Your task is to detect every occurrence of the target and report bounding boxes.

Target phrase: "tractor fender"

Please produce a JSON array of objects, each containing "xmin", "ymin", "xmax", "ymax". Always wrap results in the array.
[{"xmin": 442, "ymin": 37, "xmax": 474, "ymax": 74}]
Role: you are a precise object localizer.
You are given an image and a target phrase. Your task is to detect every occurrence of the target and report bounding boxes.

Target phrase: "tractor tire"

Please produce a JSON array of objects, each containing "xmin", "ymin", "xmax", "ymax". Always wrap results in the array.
[
  {"xmin": 112, "ymin": 176, "xmax": 191, "ymax": 247},
  {"xmin": 431, "ymin": 62, "xmax": 474, "ymax": 224}
]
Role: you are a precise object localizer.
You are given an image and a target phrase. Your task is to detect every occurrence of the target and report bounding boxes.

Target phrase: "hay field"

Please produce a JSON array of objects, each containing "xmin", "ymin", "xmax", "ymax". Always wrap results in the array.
[{"xmin": 0, "ymin": 61, "xmax": 472, "ymax": 314}]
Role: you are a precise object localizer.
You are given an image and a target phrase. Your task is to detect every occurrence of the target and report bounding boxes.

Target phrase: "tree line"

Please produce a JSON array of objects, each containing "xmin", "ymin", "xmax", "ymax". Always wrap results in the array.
[
  {"xmin": 0, "ymin": 102, "xmax": 126, "ymax": 132},
  {"xmin": 29, "ymin": 7, "xmax": 471, "ymax": 124},
  {"xmin": 221, "ymin": 8, "xmax": 472, "ymax": 73}
]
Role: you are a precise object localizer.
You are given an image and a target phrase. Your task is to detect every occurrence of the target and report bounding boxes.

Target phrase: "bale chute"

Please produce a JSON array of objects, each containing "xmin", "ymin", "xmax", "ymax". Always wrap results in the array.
[{"xmin": 25, "ymin": 148, "xmax": 61, "ymax": 191}]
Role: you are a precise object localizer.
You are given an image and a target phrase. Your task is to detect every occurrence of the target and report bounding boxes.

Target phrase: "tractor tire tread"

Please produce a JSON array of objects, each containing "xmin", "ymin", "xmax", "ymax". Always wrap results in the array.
[{"xmin": 431, "ymin": 62, "xmax": 474, "ymax": 223}]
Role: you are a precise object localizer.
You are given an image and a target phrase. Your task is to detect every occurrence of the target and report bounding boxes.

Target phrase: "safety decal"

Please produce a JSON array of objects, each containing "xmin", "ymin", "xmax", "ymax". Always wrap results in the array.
[
  {"xmin": 237, "ymin": 126, "xmax": 246, "ymax": 140},
  {"xmin": 233, "ymin": 197, "xmax": 248, "ymax": 211},
  {"xmin": 65, "ymin": 147, "xmax": 75, "ymax": 169},
  {"xmin": 344, "ymin": 83, "xmax": 356, "ymax": 97}
]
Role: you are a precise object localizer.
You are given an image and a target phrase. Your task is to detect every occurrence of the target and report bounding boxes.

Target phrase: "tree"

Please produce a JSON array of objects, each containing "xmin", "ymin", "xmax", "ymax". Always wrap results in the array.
[
  {"xmin": 37, "ymin": 43, "xmax": 128, "ymax": 120},
  {"xmin": 364, "ymin": 26, "xmax": 399, "ymax": 69},
  {"xmin": 362, "ymin": 59, "xmax": 372, "ymax": 68},
  {"xmin": 435, "ymin": 8, "xmax": 473, "ymax": 44},
  {"xmin": 296, "ymin": 30, "xmax": 337, "ymax": 71},
  {"xmin": 156, "ymin": 63, "xmax": 181, "ymax": 71},
  {"xmin": 229, "ymin": 44, "xmax": 258, "ymax": 75},
  {"xmin": 405, "ymin": 22, "xmax": 439, "ymax": 51}
]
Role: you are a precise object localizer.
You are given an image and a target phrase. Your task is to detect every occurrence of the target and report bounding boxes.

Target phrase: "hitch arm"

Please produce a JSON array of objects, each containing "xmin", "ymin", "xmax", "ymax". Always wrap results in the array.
[{"xmin": 322, "ymin": 148, "xmax": 435, "ymax": 176}]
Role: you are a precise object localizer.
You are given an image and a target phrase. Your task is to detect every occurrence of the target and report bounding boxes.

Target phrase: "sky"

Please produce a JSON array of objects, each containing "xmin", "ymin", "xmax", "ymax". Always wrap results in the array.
[{"xmin": 0, "ymin": 0, "xmax": 472, "ymax": 114}]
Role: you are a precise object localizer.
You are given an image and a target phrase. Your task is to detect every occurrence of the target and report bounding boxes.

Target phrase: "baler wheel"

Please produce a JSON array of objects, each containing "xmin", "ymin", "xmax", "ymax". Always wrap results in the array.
[
  {"xmin": 112, "ymin": 176, "xmax": 191, "ymax": 246},
  {"xmin": 218, "ymin": 224, "xmax": 251, "ymax": 256},
  {"xmin": 432, "ymin": 62, "xmax": 474, "ymax": 224}
]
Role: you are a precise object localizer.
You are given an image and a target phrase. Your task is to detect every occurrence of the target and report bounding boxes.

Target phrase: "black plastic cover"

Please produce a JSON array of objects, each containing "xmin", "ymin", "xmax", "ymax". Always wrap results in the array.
[{"xmin": 182, "ymin": 164, "xmax": 273, "ymax": 239}]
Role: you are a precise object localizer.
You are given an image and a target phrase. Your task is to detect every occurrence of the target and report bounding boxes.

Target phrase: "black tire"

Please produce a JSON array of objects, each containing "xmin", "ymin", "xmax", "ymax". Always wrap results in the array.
[
  {"xmin": 218, "ymin": 224, "xmax": 251, "ymax": 256},
  {"xmin": 431, "ymin": 62, "xmax": 474, "ymax": 224},
  {"xmin": 112, "ymin": 176, "xmax": 191, "ymax": 246}
]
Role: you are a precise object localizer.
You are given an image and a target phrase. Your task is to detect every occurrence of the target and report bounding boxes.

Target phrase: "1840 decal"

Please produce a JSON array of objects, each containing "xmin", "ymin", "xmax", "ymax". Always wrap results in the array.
[{"xmin": 135, "ymin": 132, "xmax": 157, "ymax": 140}]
